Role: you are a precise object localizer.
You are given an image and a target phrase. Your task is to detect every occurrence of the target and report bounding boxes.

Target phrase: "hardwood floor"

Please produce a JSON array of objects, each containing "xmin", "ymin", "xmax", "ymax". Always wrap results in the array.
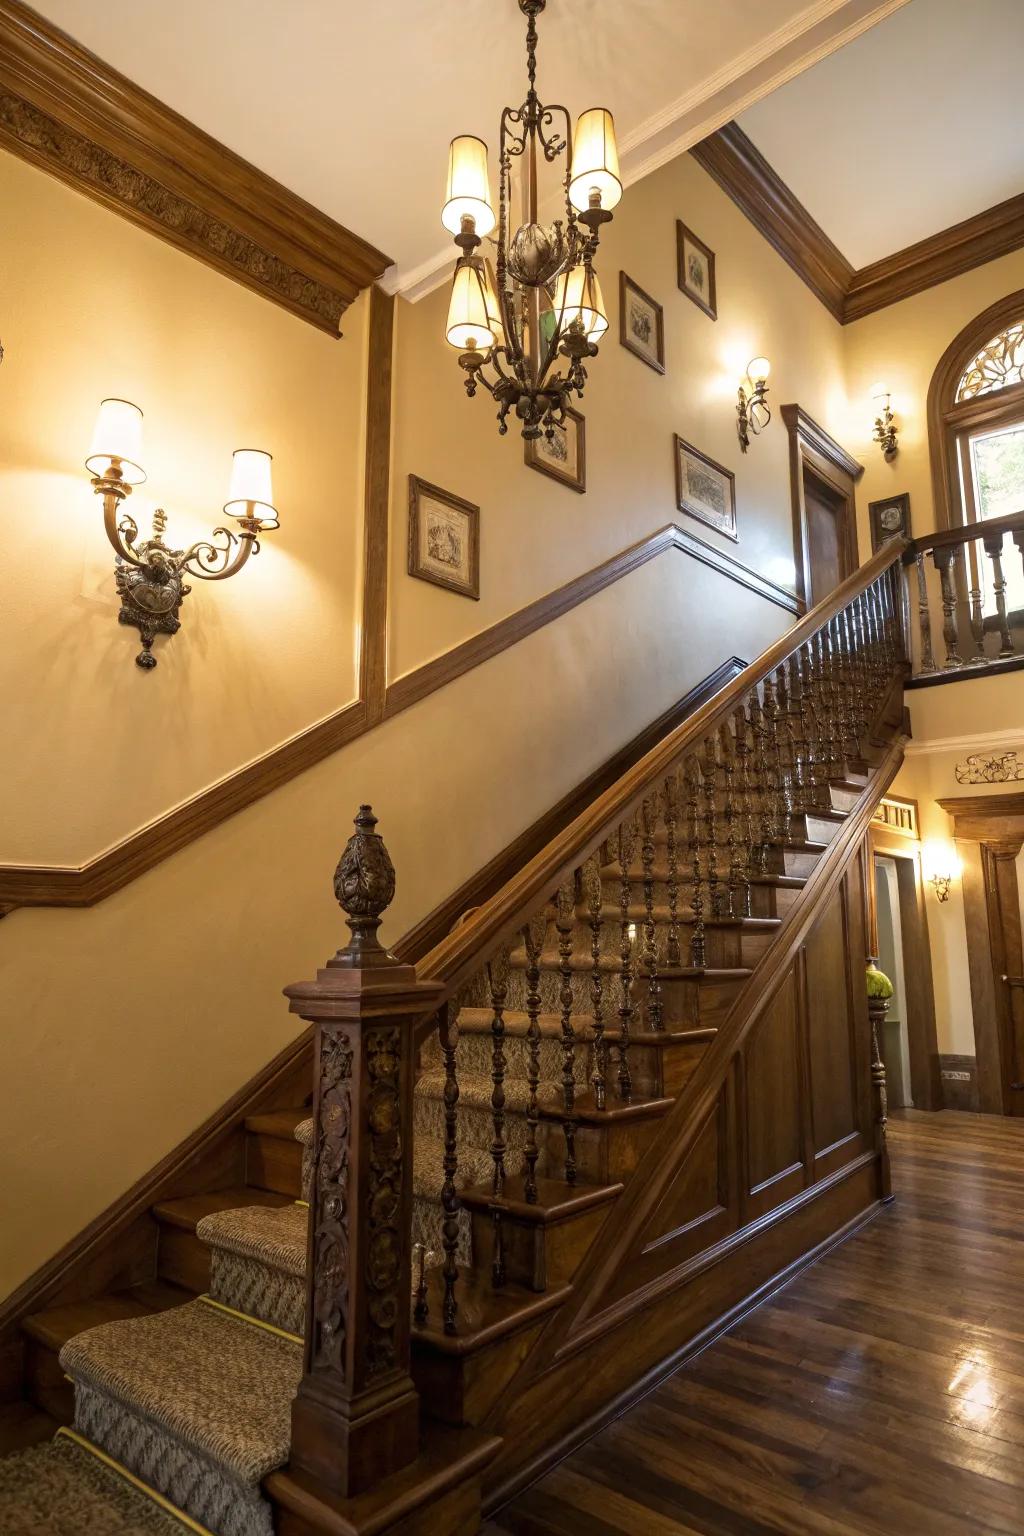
[{"xmin": 492, "ymin": 1111, "xmax": 1024, "ymax": 1535}]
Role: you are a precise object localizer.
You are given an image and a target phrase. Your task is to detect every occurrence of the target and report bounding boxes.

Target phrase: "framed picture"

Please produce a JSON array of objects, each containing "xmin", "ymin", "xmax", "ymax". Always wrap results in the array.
[
  {"xmin": 676, "ymin": 221, "xmax": 717, "ymax": 320},
  {"xmin": 674, "ymin": 436, "xmax": 737, "ymax": 542},
  {"xmin": 869, "ymin": 492, "xmax": 912, "ymax": 552},
  {"xmin": 619, "ymin": 272, "xmax": 665, "ymax": 373},
  {"xmin": 407, "ymin": 475, "xmax": 480, "ymax": 600},
  {"xmin": 524, "ymin": 409, "xmax": 586, "ymax": 494}
]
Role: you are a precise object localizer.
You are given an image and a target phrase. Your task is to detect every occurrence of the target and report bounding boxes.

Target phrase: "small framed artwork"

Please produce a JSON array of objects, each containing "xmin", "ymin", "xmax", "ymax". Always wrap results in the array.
[
  {"xmin": 619, "ymin": 272, "xmax": 665, "ymax": 373},
  {"xmin": 676, "ymin": 221, "xmax": 717, "ymax": 320},
  {"xmin": 674, "ymin": 436, "xmax": 737, "ymax": 542},
  {"xmin": 407, "ymin": 475, "xmax": 480, "ymax": 600},
  {"xmin": 524, "ymin": 408, "xmax": 586, "ymax": 494},
  {"xmin": 869, "ymin": 492, "xmax": 912, "ymax": 551}
]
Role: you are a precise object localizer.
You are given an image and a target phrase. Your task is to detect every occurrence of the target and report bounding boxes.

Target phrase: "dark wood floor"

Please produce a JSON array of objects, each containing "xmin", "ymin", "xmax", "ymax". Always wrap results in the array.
[{"xmin": 490, "ymin": 1111, "xmax": 1024, "ymax": 1535}]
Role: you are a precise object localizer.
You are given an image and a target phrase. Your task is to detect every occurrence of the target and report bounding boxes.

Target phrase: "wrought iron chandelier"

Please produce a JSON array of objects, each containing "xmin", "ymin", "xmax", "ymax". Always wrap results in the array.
[{"xmin": 441, "ymin": 0, "xmax": 622, "ymax": 441}]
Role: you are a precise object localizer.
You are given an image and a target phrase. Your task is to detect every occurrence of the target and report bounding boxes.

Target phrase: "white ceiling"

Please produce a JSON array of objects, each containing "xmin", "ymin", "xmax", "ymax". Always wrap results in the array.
[
  {"xmin": 739, "ymin": 0, "xmax": 1024, "ymax": 268},
  {"xmin": 32, "ymin": 0, "xmax": 908, "ymax": 296}
]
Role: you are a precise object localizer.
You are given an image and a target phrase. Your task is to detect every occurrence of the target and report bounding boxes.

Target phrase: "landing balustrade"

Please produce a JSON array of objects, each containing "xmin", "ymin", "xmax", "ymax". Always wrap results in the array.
[{"xmin": 905, "ymin": 509, "xmax": 1024, "ymax": 677}]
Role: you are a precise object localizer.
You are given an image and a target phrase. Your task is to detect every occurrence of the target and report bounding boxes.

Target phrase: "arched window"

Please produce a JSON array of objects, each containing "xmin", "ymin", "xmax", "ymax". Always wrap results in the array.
[{"xmin": 929, "ymin": 290, "xmax": 1024, "ymax": 531}]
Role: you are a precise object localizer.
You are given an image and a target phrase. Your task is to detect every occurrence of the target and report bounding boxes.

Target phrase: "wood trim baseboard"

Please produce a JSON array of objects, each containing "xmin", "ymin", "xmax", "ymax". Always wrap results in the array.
[
  {"xmin": 692, "ymin": 122, "xmax": 1024, "ymax": 325},
  {"xmin": 0, "ymin": 661, "xmax": 743, "ymax": 1332},
  {"xmin": 0, "ymin": 0, "xmax": 390, "ymax": 332},
  {"xmin": 0, "ymin": 526, "xmax": 795, "ymax": 913},
  {"xmin": 360, "ymin": 288, "xmax": 395, "ymax": 720}
]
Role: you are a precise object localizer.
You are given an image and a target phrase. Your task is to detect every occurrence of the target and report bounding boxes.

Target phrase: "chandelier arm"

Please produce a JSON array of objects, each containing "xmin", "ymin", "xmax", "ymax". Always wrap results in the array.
[{"xmin": 100, "ymin": 491, "xmax": 150, "ymax": 570}]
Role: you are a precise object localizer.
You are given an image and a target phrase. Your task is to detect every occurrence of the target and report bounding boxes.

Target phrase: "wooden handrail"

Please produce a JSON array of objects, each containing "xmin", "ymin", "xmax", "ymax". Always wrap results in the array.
[
  {"xmin": 417, "ymin": 539, "xmax": 906, "ymax": 998},
  {"xmin": 904, "ymin": 509, "xmax": 1024, "ymax": 561}
]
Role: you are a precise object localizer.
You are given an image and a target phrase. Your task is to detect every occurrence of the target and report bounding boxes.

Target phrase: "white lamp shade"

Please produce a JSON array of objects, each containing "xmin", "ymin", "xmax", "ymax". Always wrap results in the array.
[
  {"xmin": 481, "ymin": 260, "xmax": 506, "ymax": 349},
  {"xmin": 86, "ymin": 398, "xmax": 147, "ymax": 484},
  {"xmin": 552, "ymin": 264, "xmax": 608, "ymax": 342},
  {"xmin": 445, "ymin": 261, "xmax": 496, "ymax": 351},
  {"xmin": 224, "ymin": 449, "xmax": 279, "ymax": 528},
  {"xmin": 569, "ymin": 108, "xmax": 622, "ymax": 214},
  {"xmin": 442, "ymin": 136, "xmax": 495, "ymax": 237},
  {"xmin": 747, "ymin": 357, "xmax": 771, "ymax": 384}
]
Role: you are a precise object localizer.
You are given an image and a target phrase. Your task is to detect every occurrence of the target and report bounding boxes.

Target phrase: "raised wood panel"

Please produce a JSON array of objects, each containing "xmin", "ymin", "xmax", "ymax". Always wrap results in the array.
[
  {"xmin": 627, "ymin": 1093, "xmax": 734, "ymax": 1289},
  {"xmin": 742, "ymin": 969, "xmax": 804, "ymax": 1219},
  {"xmin": 802, "ymin": 884, "xmax": 859, "ymax": 1166}
]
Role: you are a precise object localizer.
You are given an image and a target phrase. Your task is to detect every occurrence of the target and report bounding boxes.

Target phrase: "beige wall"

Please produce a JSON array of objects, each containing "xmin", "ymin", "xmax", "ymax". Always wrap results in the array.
[
  {"xmin": 0, "ymin": 151, "xmax": 368, "ymax": 864},
  {"xmin": 841, "ymin": 248, "xmax": 1024, "ymax": 555},
  {"xmin": 389, "ymin": 147, "xmax": 849, "ymax": 678}
]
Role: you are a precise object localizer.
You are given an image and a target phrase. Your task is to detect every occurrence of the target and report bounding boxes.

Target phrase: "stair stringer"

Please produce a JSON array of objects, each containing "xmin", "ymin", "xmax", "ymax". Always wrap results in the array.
[{"xmin": 476, "ymin": 716, "xmax": 907, "ymax": 1510}]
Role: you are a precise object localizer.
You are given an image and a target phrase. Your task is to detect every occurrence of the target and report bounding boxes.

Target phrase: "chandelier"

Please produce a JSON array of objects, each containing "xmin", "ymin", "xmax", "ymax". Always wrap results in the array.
[{"xmin": 441, "ymin": 0, "xmax": 622, "ymax": 441}]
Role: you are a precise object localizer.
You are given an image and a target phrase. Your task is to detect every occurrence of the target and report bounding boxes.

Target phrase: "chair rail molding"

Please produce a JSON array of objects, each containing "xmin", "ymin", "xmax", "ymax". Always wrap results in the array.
[{"xmin": 0, "ymin": 0, "xmax": 390, "ymax": 333}]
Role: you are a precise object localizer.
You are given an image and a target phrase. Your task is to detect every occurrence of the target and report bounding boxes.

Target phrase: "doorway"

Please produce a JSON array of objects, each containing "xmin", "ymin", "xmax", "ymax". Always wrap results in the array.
[
  {"xmin": 782, "ymin": 404, "xmax": 862, "ymax": 609},
  {"xmin": 874, "ymin": 857, "xmax": 914, "ymax": 1108}
]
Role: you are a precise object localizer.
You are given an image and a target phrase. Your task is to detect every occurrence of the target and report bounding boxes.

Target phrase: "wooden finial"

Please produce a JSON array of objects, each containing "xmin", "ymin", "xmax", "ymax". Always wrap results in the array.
[{"xmin": 331, "ymin": 804, "xmax": 398, "ymax": 968}]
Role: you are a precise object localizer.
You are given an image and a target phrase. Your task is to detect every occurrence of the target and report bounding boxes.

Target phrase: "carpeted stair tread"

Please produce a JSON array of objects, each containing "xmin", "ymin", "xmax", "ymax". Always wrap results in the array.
[
  {"xmin": 60, "ymin": 1299, "xmax": 301, "ymax": 1486},
  {"xmin": 294, "ymin": 1118, "xmax": 313, "ymax": 1149},
  {"xmin": 416, "ymin": 1068, "xmax": 563, "ymax": 1114},
  {"xmin": 23, "ymin": 1283, "xmax": 193, "ymax": 1353},
  {"xmin": 413, "ymin": 1138, "xmax": 494, "ymax": 1203},
  {"xmin": 0, "ymin": 1433, "xmax": 193, "ymax": 1535},
  {"xmin": 244, "ymin": 1108, "xmax": 309, "ymax": 1140},
  {"xmin": 196, "ymin": 1202, "xmax": 306, "ymax": 1277},
  {"xmin": 154, "ymin": 1187, "xmax": 293, "ymax": 1232}
]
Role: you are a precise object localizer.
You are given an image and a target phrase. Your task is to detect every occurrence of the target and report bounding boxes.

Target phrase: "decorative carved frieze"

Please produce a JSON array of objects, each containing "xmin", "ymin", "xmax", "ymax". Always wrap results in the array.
[
  {"xmin": 364, "ymin": 1026, "xmax": 403, "ymax": 1381},
  {"xmin": 310, "ymin": 1030, "xmax": 353, "ymax": 1376},
  {"xmin": 955, "ymin": 750, "xmax": 1024, "ymax": 785}
]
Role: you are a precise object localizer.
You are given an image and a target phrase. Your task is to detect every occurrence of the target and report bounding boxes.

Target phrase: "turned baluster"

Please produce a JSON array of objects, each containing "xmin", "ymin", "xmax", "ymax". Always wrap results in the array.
[
  {"xmin": 438, "ymin": 1000, "xmax": 462, "ymax": 1333},
  {"xmin": 582, "ymin": 854, "xmax": 608, "ymax": 1110},
  {"xmin": 685, "ymin": 755, "xmax": 707, "ymax": 968},
  {"xmin": 796, "ymin": 644, "xmax": 823, "ymax": 814},
  {"xmin": 747, "ymin": 691, "xmax": 770, "ymax": 873},
  {"xmin": 615, "ymin": 817, "xmax": 638, "ymax": 1099},
  {"xmin": 759, "ymin": 675, "xmax": 785, "ymax": 848},
  {"xmin": 966, "ymin": 540, "xmax": 987, "ymax": 665},
  {"xmin": 555, "ymin": 878, "xmax": 579, "ymax": 1184},
  {"xmin": 931, "ymin": 546, "xmax": 963, "ymax": 668},
  {"xmin": 702, "ymin": 733, "xmax": 724, "ymax": 918},
  {"xmin": 842, "ymin": 607, "xmax": 862, "ymax": 758},
  {"xmin": 719, "ymin": 719, "xmax": 743, "ymax": 920},
  {"xmin": 484, "ymin": 950, "xmax": 510, "ymax": 1286},
  {"xmin": 913, "ymin": 552, "xmax": 936, "ymax": 674},
  {"xmin": 521, "ymin": 911, "xmax": 547, "ymax": 1203},
  {"xmin": 285, "ymin": 806, "xmax": 444, "ymax": 1498},
  {"xmin": 1015, "ymin": 529, "xmax": 1024, "ymax": 601},
  {"xmin": 640, "ymin": 794, "xmax": 664, "ymax": 1030},
  {"xmin": 868, "ymin": 995, "xmax": 893, "ymax": 1203},
  {"xmin": 983, "ymin": 529, "xmax": 1016, "ymax": 658},
  {"xmin": 732, "ymin": 704, "xmax": 757, "ymax": 910},
  {"xmin": 663, "ymin": 771, "xmax": 682, "ymax": 965},
  {"xmin": 784, "ymin": 654, "xmax": 807, "ymax": 832}
]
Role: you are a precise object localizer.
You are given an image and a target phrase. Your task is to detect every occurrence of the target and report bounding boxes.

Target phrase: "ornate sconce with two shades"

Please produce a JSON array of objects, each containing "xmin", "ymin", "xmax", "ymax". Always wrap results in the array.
[
  {"xmin": 86, "ymin": 399, "xmax": 279, "ymax": 669},
  {"xmin": 871, "ymin": 382, "xmax": 899, "ymax": 461},
  {"xmin": 737, "ymin": 357, "xmax": 771, "ymax": 452}
]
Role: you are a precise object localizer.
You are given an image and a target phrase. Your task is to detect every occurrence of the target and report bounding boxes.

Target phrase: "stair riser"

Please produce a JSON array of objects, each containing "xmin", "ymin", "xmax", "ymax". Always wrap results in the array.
[
  {"xmin": 748, "ymin": 882, "xmax": 802, "ymax": 920},
  {"xmin": 629, "ymin": 1038, "xmax": 709, "ymax": 1099},
  {"xmin": 449, "ymin": 1031, "xmax": 591, "ymax": 1088},
  {"xmin": 207, "ymin": 1250, "xmax": 305, "ymax": 1337},
  {"xmin": 469, "ymin": 1200, "xmax": 613, "ymax": 1293},
  {"xmin": 157, "ymin": 1225, "xmax": 210, "ymax": 1293},
  {"xmin": 765, "ymin": 844, "xmax": 819, "ymax": 878},
  {"xmin": 539, "ymin": 1112, "xmax": 663, "ymax": 1184},
  {"xmin": 412, "ymin": 1320, "xmax": 547, "ymax": 1429},
  {"xmin": 246, "ymin": 1133, "xmax": 302, "ymax": 1199},
  {"xmin": 795, "ymin": 811, "xmax": 844, "ymax": 845},
  {"xmin": 23, "ymin": 1340, "xmax": 71, "ymax": 1425}
]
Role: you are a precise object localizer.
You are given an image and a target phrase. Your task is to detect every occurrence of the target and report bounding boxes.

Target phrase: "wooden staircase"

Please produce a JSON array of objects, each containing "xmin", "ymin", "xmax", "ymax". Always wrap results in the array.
[{"xmin": 0, "ymin": 541, "xmax": 910, "ymax": 1535}]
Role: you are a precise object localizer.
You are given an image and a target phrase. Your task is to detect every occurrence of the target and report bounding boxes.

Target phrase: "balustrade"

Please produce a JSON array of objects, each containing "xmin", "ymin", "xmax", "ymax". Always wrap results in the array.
[{"xmin": 903, "ymin": 510, "xmax": 1024, "ymax": 677}]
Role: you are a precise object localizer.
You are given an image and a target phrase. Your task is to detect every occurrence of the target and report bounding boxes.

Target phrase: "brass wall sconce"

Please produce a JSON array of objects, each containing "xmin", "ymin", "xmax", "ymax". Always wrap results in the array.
[
  {"xmin": 871, "ymin": 382, "xmax": 899, "ymax": 461},
  {"xmin": 737, "ymin": 357, "xmax": 771, "ymax": 452},
  {"xmin": 928, "ymin": 872, "xmax": 952, "ymax": 903},
  {"xmin": 86, "ymin": 399, "xmax": 279, "ymax": 669}
]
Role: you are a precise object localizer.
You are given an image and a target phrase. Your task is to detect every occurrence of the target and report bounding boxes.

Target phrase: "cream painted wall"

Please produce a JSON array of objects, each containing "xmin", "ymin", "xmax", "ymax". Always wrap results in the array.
[
  {"xmin": 841, "ymin": 248, "xmax": 1024, "ymax": 554},
  {"xmin": 0, "ymin": 151, "xmax": 367, "ymax": 864},
  {"xmin": 0, "ymin": 553, "xmax": 785, "ymax": 1298},
  {"xmin": 389, "ymin": 148, "xmax": 850, "ymax": 678}
]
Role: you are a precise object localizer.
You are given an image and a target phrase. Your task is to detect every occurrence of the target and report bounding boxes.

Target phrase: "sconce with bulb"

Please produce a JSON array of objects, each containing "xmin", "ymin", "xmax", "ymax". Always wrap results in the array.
[
  {"xmin": 923, "ymin": 840, "xmax": 959, "ymax": 904},
  {"xmin": 737, "ymin": 358, "xmax": 771, "ymax": 452},
  {"xmin": 928, "ymin": 871, "xmax": 952, "ymax": 903},
  {"xmin": 86, "ymin": 399, "xmax": 279, "ymax": 669},
  {"xmin": 871, "ymin": 383, "xmax": 899, "ymax": 461}
]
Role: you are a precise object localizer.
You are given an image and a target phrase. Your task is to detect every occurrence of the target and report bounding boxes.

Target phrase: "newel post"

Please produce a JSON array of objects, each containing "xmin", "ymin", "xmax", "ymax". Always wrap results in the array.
[
  {"xmin": 285, "ymin": 806, "xmax": 444, "ymax": 1500},
  {"xmin": 867, "ymin": 994, "xmax": 894, "ymax": 1205}
]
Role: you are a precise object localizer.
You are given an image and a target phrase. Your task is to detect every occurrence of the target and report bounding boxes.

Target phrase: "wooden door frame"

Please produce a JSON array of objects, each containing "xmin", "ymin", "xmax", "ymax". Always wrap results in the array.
[
  {"xmin": 781, "ymin": 405, "xmax": 863, "ymax": 609},
  {"xmin": 938, "ymin": 792, "xmax": 1024, "ymax": 1114},
  {"xmin": 869, "ymin": 823, "xmax": 942, "ymax": 1110}
]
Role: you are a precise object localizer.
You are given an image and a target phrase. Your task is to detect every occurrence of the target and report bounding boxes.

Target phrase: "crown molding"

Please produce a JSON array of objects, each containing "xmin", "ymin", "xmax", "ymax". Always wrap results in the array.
[
  {"xmin": 387, "ymin": 0, "xmax": 910, "ymax": 303},
  {"xmin": 0, "ymin": 0, "xmax": 391, "ymax": 333},
  {"xmin": 904, "ymin": 727, "xmax": 1024, "ymax": 757},
  {"xmin": 693, "ymin": 120, "xmax": 1024, "ymax": 326}
]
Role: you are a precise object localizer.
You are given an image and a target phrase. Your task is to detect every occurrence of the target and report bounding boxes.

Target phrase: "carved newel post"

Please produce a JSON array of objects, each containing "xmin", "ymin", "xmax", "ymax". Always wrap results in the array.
[{"xmin": 286, "ymin": 807, "xmax": 444, "ymax": 1500}]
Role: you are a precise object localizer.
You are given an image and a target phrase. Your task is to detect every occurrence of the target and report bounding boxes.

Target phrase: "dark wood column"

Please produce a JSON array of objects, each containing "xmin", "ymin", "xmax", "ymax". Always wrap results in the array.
[{"xmin": 286, "ymin": 806, "xmax": 444, "ymax": 1499}]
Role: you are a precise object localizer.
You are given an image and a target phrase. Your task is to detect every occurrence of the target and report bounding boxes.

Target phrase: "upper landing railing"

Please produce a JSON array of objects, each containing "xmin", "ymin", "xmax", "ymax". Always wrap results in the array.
[{"xmin": 904, "ymin": 509, "xmax": 1024, "ymax": 679}]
